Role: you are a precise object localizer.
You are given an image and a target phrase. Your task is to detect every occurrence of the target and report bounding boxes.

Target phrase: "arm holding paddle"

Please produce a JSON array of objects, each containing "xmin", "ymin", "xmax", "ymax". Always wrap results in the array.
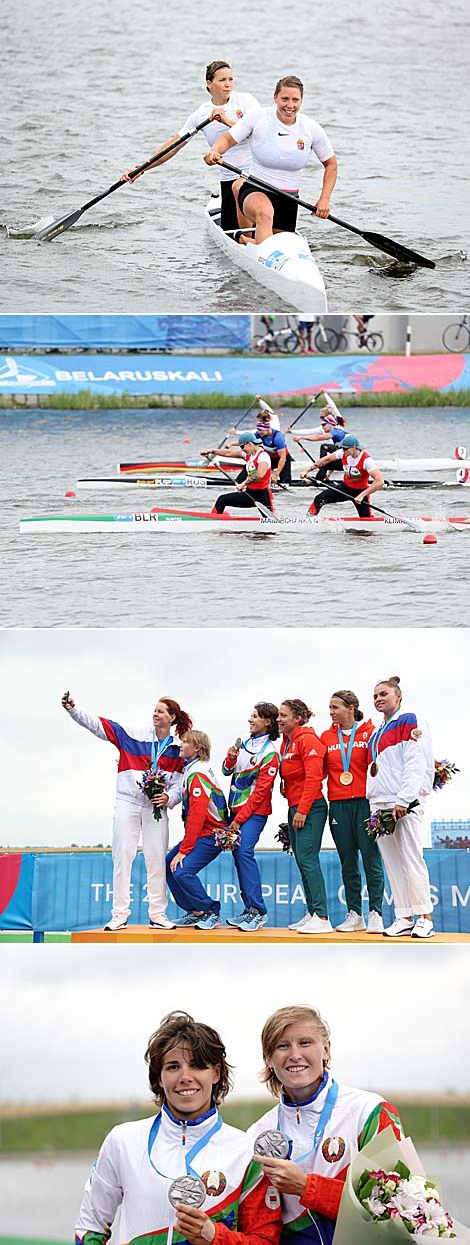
[
  {"xmin": 354, "ymin": 466, "xmax": 384, "ymax": 505},
  {"xmin": 312, "ymin": 155, "xmax": 337, "ymax": 218},
  {"xmin": 200, "ymin": 445, "xmax": 244, "ymax": 458},
  {"xmin": 300, "ymin": 449, "xmax": 340, "ymax": 478}
]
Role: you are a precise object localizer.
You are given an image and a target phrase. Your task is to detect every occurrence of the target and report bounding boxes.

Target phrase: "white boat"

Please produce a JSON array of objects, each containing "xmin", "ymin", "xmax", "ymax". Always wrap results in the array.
[
  {"xmin": 19, "ymin": 509, "xmax": 469, "ymax": 535},
  {"xmin": 205, "ymin": 192, "xmax": 327, "ymax": 313},
  {"xmin": 76, "ymin": 475, "xmax": 470, "ymax": 493},
  {"xmin": 119, "ymin": 452, "xmax": 468, "ymax": 477}
]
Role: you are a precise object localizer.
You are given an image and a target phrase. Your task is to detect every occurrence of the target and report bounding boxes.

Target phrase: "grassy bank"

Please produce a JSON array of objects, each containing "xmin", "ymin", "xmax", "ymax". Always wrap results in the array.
[
  {"xmin": 0, "ymin": 387, "xmax": 469, "ymax": 410},
  {"xmin": 1, "ymin": 1099, "xmax": 469, "ymax": 1152}
]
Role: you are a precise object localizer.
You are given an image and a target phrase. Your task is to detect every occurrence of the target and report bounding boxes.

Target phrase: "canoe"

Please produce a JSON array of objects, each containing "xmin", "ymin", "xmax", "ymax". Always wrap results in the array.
[
  {"xmin": 119, "ymin": 455, "xmax": 468, "ymax": 477},
  {"xmin": 205, "ymin": 192, "xmax": 327, "ymax": 313},
  {"xmin": 76, "ymin": 476, "xmax": 470, "ymax": 492},
  {"xmin": 19, "ymin": 509, "xmax": 470, "ymax": 535}
]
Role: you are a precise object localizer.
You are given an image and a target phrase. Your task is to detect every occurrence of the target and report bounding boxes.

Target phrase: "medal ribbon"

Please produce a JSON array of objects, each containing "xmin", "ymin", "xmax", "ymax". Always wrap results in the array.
[
  {"xmin": 277, "ymin": 1076, "xmax": 339, "ymax": 1159},
  {"xmin": 370, "ymin": 711, "xmax": 399, "ymax": 765},
  {"xmin": 147, "ymin": 1109, "xmax": 223, "ymax": 1178},
  {"xmin": 151, "ymin": 732, "xmax": 172, "ymax": 772},
  {"xmin": 337, "ymin": 724, "xmax": 358, "ymax": 775},
  {"xmin": 240, "ymin": 732, "xmax": 271, "ymax": 758}
]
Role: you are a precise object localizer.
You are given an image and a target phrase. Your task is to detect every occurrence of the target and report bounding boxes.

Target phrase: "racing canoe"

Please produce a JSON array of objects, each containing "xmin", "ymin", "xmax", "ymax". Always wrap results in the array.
[
  {"xmin": 19, "ymin": 509, "xmax": 470, "ymax": 535},
  {"xmin": 119, "ymin": 454, "xmax": 468, "ymax": 477},
  {"xmin": 205, "ymin": 192, "xmax": 327, "ymax": 313},
  {"xmin": 76, "ymin": 476, "xmax": 470, "ymax": 492}
]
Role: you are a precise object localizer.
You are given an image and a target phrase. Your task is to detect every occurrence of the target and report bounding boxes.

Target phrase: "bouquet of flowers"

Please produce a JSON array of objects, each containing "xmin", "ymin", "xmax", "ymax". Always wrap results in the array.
[
  {"xmin": 212, "ymin": 824, "xmax": 241, "ymax": 851},
  {"xmin": 357, "ymin": 1163, "xmax": 455, "ymax": 1235},
  {"xmin": 366, "ymin": 800, "xmax": 420, "ymax": 840},
  {"xmin": 275, "ymin": 822, "xmax": 292, "ymax": 854},
  {"xmin": 433, "ymin": 760, "xmax": 460, "ymax": 791},
  {"xmin": 333, "ymin": 1128, "xmax": 470, "ymax": 1244},
  {"xmin": 136, "ymin": 769, "xmax": 167, "ymax": 821}
]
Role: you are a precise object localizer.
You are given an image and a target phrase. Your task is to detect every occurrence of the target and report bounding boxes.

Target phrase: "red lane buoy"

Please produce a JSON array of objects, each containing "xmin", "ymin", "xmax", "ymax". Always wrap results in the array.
[
  {"xmin": 65, "ymin": 490, "xmax": 76, "ymax": 498},
  {"xmin": 183, "ymin": 438, "xmax": 191, "ymax": 443},
  {"xmin": 423, "ymin": 533, "xmax": 438, "ymax": 545}
]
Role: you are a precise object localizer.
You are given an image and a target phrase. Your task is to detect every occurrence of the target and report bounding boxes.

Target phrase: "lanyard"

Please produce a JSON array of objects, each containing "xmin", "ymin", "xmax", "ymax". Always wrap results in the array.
[
  {"xmin": 277, "ymin": 1078, "xmax": 339, "ymax": 1160},
  {"xmin": 240, "ymin": 732, "xmax": 271, "ymax": 757},
  {"xmin": 337, "ymin": 723, "xmax": 357, "ymax": 773},
  {"xmin": 147, "ymin": 1109, "xmax": 223, "ymax": 1179},
  {"xmin": 370, "ymin": 712, "xmax": 399, "ymax": 764},
  {"xmin": 279, "ymin": 735, "xmax": 292, "ymax": 777},
  {"xmin": 151, "ymin": 732, "xmax": 172, "ymax": 772}
]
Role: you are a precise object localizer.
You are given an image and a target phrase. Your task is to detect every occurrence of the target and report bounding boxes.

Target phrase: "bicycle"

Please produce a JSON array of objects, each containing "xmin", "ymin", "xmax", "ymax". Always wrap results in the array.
[
  {"xmin": 277, "ymin": 316, "xmax": 341, "ymax": 354},
  {"xmin": 442, "ymin": 315, "xmax": 470, "ymax": 353},
  {"xmin": 335, "ymin": 318, "xmax": 384, "ymax": 353}
]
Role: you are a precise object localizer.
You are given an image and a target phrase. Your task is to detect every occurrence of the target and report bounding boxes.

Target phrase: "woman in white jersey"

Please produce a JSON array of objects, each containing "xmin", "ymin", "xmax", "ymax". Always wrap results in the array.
[
  {"xmin": 248, "ymin": 1004, "xmax": 403, "ymax": 1245},
  {"xmin": 76, "ymin": 1011, "xmax": 282, "ymax": 1245},
  {"xmin": 121, "ymin": 61, "xmax": 259, "ymax": 232},
  {"xmin": 367, "ymin": 675, "xmax": 435, "ymax": 939},
  {"xmin": 204, "ymin": 76, "xmax": 337, "ymax": 245}
]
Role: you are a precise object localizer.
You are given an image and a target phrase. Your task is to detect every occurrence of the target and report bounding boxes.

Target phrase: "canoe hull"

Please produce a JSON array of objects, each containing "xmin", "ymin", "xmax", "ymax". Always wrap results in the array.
[{"xmin": 19, "ymin": 511, "xmax": 469, "ymax": 535}]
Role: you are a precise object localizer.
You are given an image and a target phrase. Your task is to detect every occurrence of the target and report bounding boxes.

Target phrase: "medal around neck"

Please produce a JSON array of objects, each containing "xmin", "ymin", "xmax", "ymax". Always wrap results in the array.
[
  {"xmin": 339, "ymin": 771, "xmax": 353, "ymax": 786},
  {"xmin": 370, "ymin": 762, "xmax": 378, "ymax": 777},
  {"xmin": 168, "ymin": 1175, "xmax": 206, "ymax": 1207},
  {"xmin": 254, "ymin": 1129, "xmax": 290, "ymax": 1159}
]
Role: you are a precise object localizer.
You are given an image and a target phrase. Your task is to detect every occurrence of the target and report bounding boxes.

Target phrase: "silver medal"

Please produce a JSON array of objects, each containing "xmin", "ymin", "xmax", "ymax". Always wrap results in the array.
[
  {"xmin": 254, "ymin": 1129, "xmax": 290, "ymax": 1159},
  {"xmin": 168, "ymin": 1175, "xmax": 206, "ymax": 1208}
]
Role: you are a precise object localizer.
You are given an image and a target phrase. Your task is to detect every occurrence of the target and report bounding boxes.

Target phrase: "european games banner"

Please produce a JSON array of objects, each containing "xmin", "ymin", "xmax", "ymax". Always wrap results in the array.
[
  {"xmin": 0, "ymin": 316, "xmax": 251, "ymax": 351},
  {"xmin": 1, "ymin": 850, "xmax": 469, "ymax": 934},
  {"xmin": 0, "ymin": 353, "xmax": 469, "ymax": 397}
]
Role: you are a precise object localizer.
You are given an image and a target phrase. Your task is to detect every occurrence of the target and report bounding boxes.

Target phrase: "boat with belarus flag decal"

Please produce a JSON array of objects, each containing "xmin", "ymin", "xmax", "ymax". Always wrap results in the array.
[
  {"xmin": 19, "ymin": 507, "xmax": 470, "ymax": 536},
  {"xmin": 205, "ymin": 192, "xmax": 327, "ymax": 313}
]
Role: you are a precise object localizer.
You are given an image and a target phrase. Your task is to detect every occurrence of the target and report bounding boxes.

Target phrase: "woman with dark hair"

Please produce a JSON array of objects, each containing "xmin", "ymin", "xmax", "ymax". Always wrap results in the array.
[
  {"xmin": 367, "ymin": 676, "xmax": 435, "ymax": 938},
  {"xmin": 278, "ymin": 699, "xmax": 329, "ymax": 935},
  {"xmin": 223, "ymin": 702, "xmax": 280, "ymax": 932},
  {"xmin": 121, "ymin": 61, "xmax": 260, "ymax": 233},
  {"xmin": 76, "ymin": 1010, "xmax": 282, "ymax": 1245},
  {"xmin": 61, "ymin": 692, "xmax": 191, "ymax": 932},
  {"xmin": 247, "ymin": 1004, "xmax": 403, "ymax": 1245},
  {"xmin": 204, "ymin": 76, "xmax": 337, "ymax": 244},
  {"xmin": 321, "ymin": 690, "xmax": 383, "ymax": 934}
]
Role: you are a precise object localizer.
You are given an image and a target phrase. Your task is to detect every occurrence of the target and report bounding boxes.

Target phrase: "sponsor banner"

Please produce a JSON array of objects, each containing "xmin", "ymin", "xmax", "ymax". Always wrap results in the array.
[
  {"xmin": 0, "ymin": 354, "xmax": 468, "ymax": 397},
  {"xmin": 0, "ymin": 853, "xmax": 35, "ymax": 929},
  {"xmin": 1, "ymin": 849, "xmax": 469, "ymax": 933},
  {"xmin": 0, "ymin": 316, "xmax": 251, "ymax": 351}
]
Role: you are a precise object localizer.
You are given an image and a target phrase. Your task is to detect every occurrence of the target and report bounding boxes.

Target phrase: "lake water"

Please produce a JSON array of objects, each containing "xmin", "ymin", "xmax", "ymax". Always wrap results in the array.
[
  {"xmin": 2, "ymin": 406, "xmax": 469, "ymax": 628},
  {"xmin": 1, "ymin": 0, "xmax": 469, "ymax": 312},
  {"xmin": 1, "ymin": 1147, "xmax": 469, "ymax": 1237}
]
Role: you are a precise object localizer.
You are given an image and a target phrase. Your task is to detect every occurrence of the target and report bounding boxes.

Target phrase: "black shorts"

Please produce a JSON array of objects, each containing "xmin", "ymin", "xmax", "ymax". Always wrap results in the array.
[
  {"xmin": 237, "ymin": 181, "xmax": 299, "ymax": 232},
  {"xmin": 220, "ymin": 180, "xmax": 239, "ymax": 232}
]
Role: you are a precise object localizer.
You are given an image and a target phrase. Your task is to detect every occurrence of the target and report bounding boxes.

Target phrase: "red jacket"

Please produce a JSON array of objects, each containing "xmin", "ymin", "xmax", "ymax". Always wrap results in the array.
[
  {"xmin": 280, "ymin": 726, "xmax": 326, "ymax": 814},
  {"xmin": 321, "ymin": 719, "xmax": 375, "ymax": 801}
]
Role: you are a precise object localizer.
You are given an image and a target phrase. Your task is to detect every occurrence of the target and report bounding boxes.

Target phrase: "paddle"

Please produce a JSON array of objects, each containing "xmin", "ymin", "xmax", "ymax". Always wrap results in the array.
[
  {"xmin": 296, "ymin": 441, "xmax": 431, "ymax": 533},
  {"xmin": 206, "ymin": 454, "xmax": 276, "ymax": 522},
  {"xmin": 218, "ymin": 160, "xmax": 436, "ymax": 270},
  {"xmin": 285, "ymin": 395, "xmax": 318, "ymax": 433},
  {"xmin": 216, "ymin": 397, "xmax": 258, "ymax": 450},
  {"xmin": 33, "ymin": 118, "xmax": 213, "ymax": 242}
]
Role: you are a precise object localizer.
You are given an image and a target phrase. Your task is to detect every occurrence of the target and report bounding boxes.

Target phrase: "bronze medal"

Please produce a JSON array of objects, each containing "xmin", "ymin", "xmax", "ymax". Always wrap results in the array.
[
  {"xmin": 339, "ymin": 771, "xmax": 353, "ymax": 786},
  {"xmin": 370, "ymin": 762, "xmax": 378, "ymax": 777}
]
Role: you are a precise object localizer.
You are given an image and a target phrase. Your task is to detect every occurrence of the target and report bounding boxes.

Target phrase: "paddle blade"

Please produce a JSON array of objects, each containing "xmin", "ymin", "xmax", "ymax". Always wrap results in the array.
[
  {"xmin": 34, "ymin": 208, "xmax": 83, "ymax": 241},
  {"xmin": 361, "ymin": 229, "xmax": 436, "ymax": 269}
]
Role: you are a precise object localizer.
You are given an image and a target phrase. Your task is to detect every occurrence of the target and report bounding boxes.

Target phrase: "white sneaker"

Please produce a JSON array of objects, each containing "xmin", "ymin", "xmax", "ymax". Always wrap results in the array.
[
  {"xmin": 104, "ymin": 916, "xmax": 128, "ymax": 931},
  {"xmin": 335, "ymin": 911, "xmax": 366, "ymax": 933},
  {"xmin": 149, "ymin": 915, "xmax": 176, "ymax": 930},
  {"xmin": 383, "ymin": 916, "xmax": 414, "ymax": 938},
  {"xmin": 367, "ymin": 911, "xmax": 384, "ymax": 934},
  {"xmin": 297, "ymin": 914, "xmax": 333, "ymax": 935},
  {"xmin": 412, "ymin": 916, "xmax": 435, "ymax": 939},
  {"xmin": 288, "ymin": 912, "xmax": 311, "ymax": 930}
]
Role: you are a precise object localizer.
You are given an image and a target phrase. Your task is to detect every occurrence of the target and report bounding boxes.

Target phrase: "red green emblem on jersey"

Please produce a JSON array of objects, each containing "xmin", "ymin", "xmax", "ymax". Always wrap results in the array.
[
  {"xmin": 201, "ymin": 1170, "xmax": 227, "ymax": 1196},
  {"xmin": 321, "ymin": 1135, "xmax": 346, "ymax": 1163},
  {"xmin": 236, "ymin": 110, "xmax": 243, "ymax": 118},
  {"xmin": 297, "ymin": 140, "xmax": 305, "ymax": 150}
]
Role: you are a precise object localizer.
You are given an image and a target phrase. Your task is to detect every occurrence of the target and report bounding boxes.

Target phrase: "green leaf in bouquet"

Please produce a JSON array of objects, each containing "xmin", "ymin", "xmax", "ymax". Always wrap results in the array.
[{"xmin": 395, "ymin": 1161, "xmax": 411, "ymax": 1180}]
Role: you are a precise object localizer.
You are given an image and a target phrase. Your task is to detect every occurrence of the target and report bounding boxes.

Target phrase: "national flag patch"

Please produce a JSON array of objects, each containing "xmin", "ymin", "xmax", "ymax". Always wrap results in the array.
[
  {"xmin": 266, "ymin": 1185, "xmax": 281, "ymax": 1209},
  {"xmin": 297, "ymin": 139, "xmax": 305, "ymax": 150},
  {"xmin": 411, "ymin": 728, "xmax": 422, "ymax": 740},
  {"xmin": 193, "ymin": 787, "xmax": 202, "ymax": 797}
]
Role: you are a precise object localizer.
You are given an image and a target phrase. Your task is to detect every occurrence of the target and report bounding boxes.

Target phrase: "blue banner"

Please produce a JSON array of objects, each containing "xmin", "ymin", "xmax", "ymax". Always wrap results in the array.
[
  {"xmin": 0, "ymin": 353, "xmax": 469, "ymax": 397},
  {"xmin": 0, "ymin": 316, "xmax": 250, "ymax": 350},
  {"xmin": 1, "ymin": 849, "xmax": 467, "ymax": 934}
]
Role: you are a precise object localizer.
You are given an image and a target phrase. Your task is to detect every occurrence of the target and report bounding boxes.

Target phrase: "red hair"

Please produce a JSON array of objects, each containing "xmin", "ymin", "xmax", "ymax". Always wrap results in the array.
[{"xmin": 159, "ymin": 697, "xmax": 193, "ymax": 738}]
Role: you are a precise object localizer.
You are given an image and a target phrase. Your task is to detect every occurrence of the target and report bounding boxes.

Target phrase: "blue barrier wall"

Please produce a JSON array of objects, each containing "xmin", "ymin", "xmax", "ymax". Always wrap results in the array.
[
  {"xmin": 0, "ymin": 316, "xmax": 251, "ymax": 350},
  {"xmin": 1, "ymin": 850, "xmax": 469, "ymax": 933},
  {"xmin": 0, "ymin": 354, "xmax": 469, "ymax": 397}
]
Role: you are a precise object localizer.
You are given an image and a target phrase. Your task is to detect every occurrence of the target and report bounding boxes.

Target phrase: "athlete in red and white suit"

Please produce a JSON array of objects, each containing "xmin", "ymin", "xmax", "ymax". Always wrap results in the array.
[{"xmin": 211, "ymin": 432, "xmax": 274, "ymax": 515}]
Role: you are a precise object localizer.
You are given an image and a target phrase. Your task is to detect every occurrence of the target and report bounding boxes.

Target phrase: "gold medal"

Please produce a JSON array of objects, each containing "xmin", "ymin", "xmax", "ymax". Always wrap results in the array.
[
  {"xmin": 339, "ymin": 771, "xmax": 353, "ymax": 786},
  {"xmin": 370, "ymin": 762, "xmax": 378, "ymax": 777}
]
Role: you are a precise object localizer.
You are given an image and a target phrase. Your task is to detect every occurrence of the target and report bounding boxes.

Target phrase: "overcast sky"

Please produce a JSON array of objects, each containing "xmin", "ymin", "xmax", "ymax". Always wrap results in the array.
[
  {"xmin": 1, "ymin": 944, "xmax": 469, "ymax": 1105},
  {"xmin": 0, "ymin": 628, "xmax": 467, "ymax": 849}
]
